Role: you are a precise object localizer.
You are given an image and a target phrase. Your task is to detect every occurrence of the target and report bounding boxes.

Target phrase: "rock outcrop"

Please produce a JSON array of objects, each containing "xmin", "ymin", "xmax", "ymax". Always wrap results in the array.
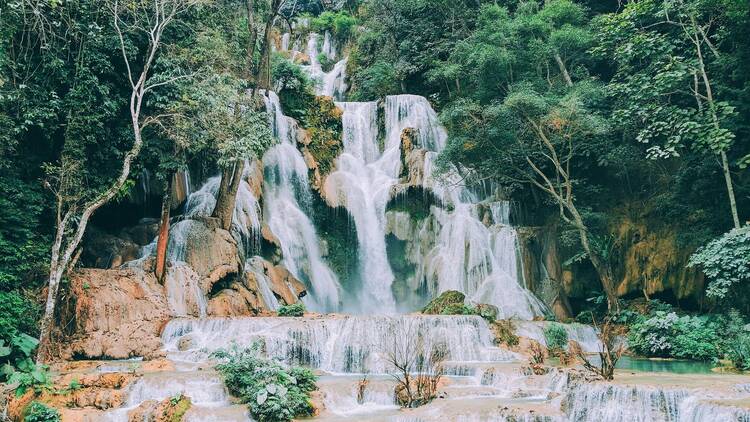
[
  {"xmin": 177, "ymin": 217, "xmax": 243, "ymax": 294},
  {"xmin": 58, "ymin": 261, "xmax": 171, "ymax": 360}
]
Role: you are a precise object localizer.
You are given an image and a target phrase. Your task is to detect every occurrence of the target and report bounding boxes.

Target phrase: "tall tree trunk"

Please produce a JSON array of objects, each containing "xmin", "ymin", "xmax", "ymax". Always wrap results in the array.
[
  {"xmin": 554, "ymin": 53, "xmax": 573, "ymax": 87},
  {"xmin": 692, "ymin": 18, "xmax": 741, "ymax": 228},
  {"xmin": 254, "ymin": 0, "xmax": 280, "ymax": 91},
  {"xmin": 571, "ymin": 208, "xmax": 619, "ymax": 313},
  {"xmin": 155, "ymin": 176, "xmax": 173, "ymax": 283},
  {"xmin": 212, "ymin": 161, "xmax": 245, "ymax": 231},
  {"xmin": 246, "ymin": 0, "xmax": 257, "ymax": 79}
]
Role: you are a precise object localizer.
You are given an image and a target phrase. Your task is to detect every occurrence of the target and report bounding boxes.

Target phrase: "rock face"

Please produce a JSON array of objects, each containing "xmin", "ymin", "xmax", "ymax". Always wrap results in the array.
[
  {"xmin": 517, "ymin": 227, "xmax": 573, "ymax": 320},
  {"xmin": 178, "ymin": 217, "xmax": 243, "ymax": 294},
  {"xmin": 58, "ymin": 262, "xmax": 171, "ymax": 360},
  {"xmin": 610, "ymin": 218, "xmax": 704, "ymax": 301}
]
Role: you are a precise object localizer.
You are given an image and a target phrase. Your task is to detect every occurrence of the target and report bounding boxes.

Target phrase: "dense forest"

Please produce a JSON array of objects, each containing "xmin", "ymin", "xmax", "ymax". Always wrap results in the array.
[{"xmin": 2, "ymin": 0, "xmax": 750, "ymax": 421}]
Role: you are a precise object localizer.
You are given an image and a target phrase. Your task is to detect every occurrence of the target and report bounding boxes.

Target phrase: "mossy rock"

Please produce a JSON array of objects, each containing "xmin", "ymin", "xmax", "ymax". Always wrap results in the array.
[
  {"xmin": 422, "ymin": 290, "xmax": 465, "ymax": 314},
  {"xmin": 440, "ymin": 303, "xmax": 476, "ymax": 315}
]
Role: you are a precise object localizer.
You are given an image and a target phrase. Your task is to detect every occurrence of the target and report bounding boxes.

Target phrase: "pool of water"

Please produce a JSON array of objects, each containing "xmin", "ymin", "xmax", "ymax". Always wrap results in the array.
[{"xmin": 615, "ymin": 356, "xmax": 716, "ymax": 374}]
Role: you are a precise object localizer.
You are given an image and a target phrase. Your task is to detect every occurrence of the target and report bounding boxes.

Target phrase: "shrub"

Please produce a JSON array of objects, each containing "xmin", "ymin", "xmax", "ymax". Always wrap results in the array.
[
  {"xmin": 24, "ymin": 402, "xmax": 60, "ymax": 422},
  {"xmin": 628, "ymin": 311, "xmax": 721, "ymax": 361},
  {"xmin": 543, "ymin": 323, "xmax": 568, "ymax": 353},
  {"xmin": 492, "ymin": 320, "xmax": 519, "ymax": 347},
  {"xmin": 1, "ymin": 332, "xmax": 51, "ymax": 395},
  {"xmin": 277, "ymin": 302, "xmax": 305, "ymax": 317},
  {"xmin": 422, "ymin": 291, "xmax": 465, "ymax": 315},
  {"xmin": 689, "ymin": 225, "xmax": 750, "ymax": 303},
  {"xmin": 727, "ymin": 334, "xmax": 750, "ymax": 371},
  {"xmin": 271, "ymin": 54, "xmax": 315, "ymax": 122},
  {"xmin": 212, "ymin": 345, "xmax": 317, "ymax": 422},
  {"xmin": 0, "ymin": 290, "xmax": 41, "ymax": 343},
  {"xmin": 310, "ymin": 11, "xmax": 356, "ymax": 42},
  {"xmin": 317, "ymin": 53, "xmax": 335, "ymax": 73}
]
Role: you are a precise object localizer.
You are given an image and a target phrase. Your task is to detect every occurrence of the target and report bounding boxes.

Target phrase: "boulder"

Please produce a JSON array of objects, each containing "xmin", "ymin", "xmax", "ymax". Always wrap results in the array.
[
  {"xmin": 177, "ymin": 217, "xmax": 243, "ymax": 293},
  {"xmin": 58, "ymin": 263, "xmax": 171, "ymax": 360}
]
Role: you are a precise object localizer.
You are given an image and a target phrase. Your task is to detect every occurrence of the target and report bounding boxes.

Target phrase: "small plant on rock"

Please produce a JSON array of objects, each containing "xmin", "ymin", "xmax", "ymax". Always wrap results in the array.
[
  {"xmin": 492, "ymin": 320, "xmax": 519, "ymax": 347},
  {"xmin": 212, "ymin": 344, "xmax": 318, "ymax": 422},
  {"xmin": 23, "ymin": 402, "xmax": 60, "ymax": 422},
  {"xmin": 277, "ymin": 302, "xmax": 305, "ymax": 317}
]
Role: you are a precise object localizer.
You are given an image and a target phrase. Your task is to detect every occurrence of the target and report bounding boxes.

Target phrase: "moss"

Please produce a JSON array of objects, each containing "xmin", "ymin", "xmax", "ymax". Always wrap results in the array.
[
  {"xmin": 385, "ymin": 186, "xmax": 440, "ymax": 222},
  {"xmin": 422, "ymin": 290, "xmax": 465, "ymax": 314},
  {"xmin": 166, "ymin": 394, "xmax": 191, "ymax": 422},
  {"xmin": 302, "ymin": 96, "xmax": 343, "ymax": 176},
  {"xmin": 310, "ymin": 194, "xmax": 359, "ymax": 284}
]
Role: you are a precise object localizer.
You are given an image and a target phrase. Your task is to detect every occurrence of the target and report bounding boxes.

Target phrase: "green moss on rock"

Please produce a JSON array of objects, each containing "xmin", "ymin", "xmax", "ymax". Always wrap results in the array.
[{"xmin": 422, "ymin": 290, "xmax": 466, "ymax": 314}]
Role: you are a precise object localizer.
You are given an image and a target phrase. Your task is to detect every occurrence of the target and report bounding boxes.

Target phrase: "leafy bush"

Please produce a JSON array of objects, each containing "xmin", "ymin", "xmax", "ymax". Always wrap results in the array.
[
  {"xmin": 689, "ymin": 225, "xmax": 750, "ymax": 302},
  {"xmin": 277, "ymin": 302, "xmax": 305, "ymax": 317},
  {"xmin": 23, "ymin": 402, "xmax": 60, "ymax": 422},
  {"xmin": 212, "ymin": 345, "xmax": 317, "ymax": 422},
  {"xmin": 727, "ymin": 334, "xmax": 750, "ymax": 371},
  {"xmin": 628, "ymin": 311, "xmax": 721, "ymax": 361},
  {"xmin": 492, "ymin": 320, "xmax": 519, "ymax": 347},
  {"xmin": 543, "ymin": 323, "xmax": 568, "ymax": 352},
  {"xmin": 310, "ymin": 11, "xmax": 356, "ymax": 42},
  {"xmin": 271, "ymin": 54, "xmax": 315, "ymax": 121},
  {"xmin": 317, "ymin": 53, "xmax": 335, "ymax": 73},
  {"xmin": 1, "ymin": 331, "xmax": 51, "ymax": 395},
  {"xmin": 0, "ymin": 290, "xmax": 41, "ymax": 343}
]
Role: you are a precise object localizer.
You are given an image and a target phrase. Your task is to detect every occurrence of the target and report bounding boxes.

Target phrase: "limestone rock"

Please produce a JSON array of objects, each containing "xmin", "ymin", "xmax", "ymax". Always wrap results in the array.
[
  {"xmin": 178, "ymin": 217, "xmax": 243, "ymax": 294},
  {"xmin": 58, "ymin": 264, "xmax": 171, "ymax": 360},
  {"xmin": 82, "ymin": 226, "xmax": 142, "ymax": 269},
  {"xmin": 244, "ymin": 158, "xmax": 264, "ymax": 199}
]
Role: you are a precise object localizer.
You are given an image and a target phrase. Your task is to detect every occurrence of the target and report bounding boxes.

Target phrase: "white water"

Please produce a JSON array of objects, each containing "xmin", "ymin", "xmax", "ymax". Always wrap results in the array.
[
  {"xmin": 162, "ymin": 315, "xmax": 516, "ymax": 374},
  {"xmin": 324, "ymin": 101, "xmax": 397, "ymax": 313},
  {"xmin": 262, "ymin": 91, "xmax": 341, "ymax": 312}
]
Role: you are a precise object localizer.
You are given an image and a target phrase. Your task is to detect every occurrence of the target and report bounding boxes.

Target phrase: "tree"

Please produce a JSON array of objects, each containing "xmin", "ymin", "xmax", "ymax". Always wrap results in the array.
[
  {"xmin": 594, "ymin": 0, "xmax": 745, "ymax": 228},
  {"xmin": 689, "ymin": 224, "xmax": 750, "ymax": 307},
  {"xmin": 436, "ymin": 1, "xmax": 620, "ymax": 311},
  {"xmin": 36, "ymin": 0, "xmax": 200, "ymax": 362}
]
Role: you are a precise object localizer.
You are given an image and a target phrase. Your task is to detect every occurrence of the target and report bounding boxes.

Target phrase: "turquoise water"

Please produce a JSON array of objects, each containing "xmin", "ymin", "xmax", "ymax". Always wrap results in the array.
[{"xmin": 615, "ymin": 356, "xmax": 715, "ymax": 374}]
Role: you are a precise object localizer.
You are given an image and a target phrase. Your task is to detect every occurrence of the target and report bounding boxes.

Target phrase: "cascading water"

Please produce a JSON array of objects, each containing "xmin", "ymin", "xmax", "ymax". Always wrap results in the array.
[
  {"xmin": 262, "ymin": 91, "xmax": 341, "ymax": 312},
  {"xmin": 324, "ymin": 101, "xmax": 398, "ymax": 313},
  {"xmin": 100, "ymin": 26, "xmax": 750, "ymax": 422}
]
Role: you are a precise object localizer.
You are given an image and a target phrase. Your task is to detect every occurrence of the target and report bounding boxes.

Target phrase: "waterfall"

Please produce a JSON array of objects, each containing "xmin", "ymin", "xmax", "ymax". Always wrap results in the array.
[
  {"xmin": 324, "ymin": 101, "xmax": 397, "ymax": 313},
  {"xmin": 302, "ymin": 33, "xmax": 347, "ymax": 99},
  {"xmin": 261, "ymin": 91, "xmax": 341, "ymax": 312},
  {"xmin": 162, "ymin": 315, "xmax": 517, "ymax": 374}
]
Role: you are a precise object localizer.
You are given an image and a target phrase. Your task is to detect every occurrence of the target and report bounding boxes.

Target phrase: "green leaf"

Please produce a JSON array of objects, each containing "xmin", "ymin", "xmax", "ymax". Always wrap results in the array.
[{"xmin": 12, "ymin": 333, "xmax": 39, "ymax": 357}]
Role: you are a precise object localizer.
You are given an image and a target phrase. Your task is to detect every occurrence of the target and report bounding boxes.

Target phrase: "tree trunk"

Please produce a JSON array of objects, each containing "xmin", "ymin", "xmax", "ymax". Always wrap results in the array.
[
  {"xmin": 254, "ymin": 0, "xmax": 280, "ymax": 90},
  {"xmin": 568, "ymin": 206, "xmax": 619, "ymax": 313},
  {"xmin": 554, "ymin": 53, "xmax": 573, "ymax": 87},
  {"xmin": 246, "ymin": 0, "xmax": 257, "ymax": 80},
  {"xmin": 155, "ymin": 176, "xmax": 173, "ymax": 283},
  {"xmin": 212, "ymin": 161, "xmax": 245, "ymax": 231},
  {"xmin": 692, "ymin": 18, "xmax": 741, "ymax": 228}
]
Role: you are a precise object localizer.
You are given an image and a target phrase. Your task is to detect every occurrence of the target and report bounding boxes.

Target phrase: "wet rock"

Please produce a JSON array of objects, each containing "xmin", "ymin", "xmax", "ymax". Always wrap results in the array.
[{"xmin": 179, "ymin": 217, "xmax": 243, "ymax": 294}]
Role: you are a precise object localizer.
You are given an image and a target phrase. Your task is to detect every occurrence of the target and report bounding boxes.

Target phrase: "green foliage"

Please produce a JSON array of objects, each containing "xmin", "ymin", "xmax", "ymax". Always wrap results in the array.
[
  {"xmin": 277, "ymin": 302, "xmax": 305, "ymax": 317},
  {"xmin": 543, "ymin": 323, "xmax": 569, "ymax": 352},
  {"xmin": 422, "ymin": 290, "xmax": 465, "ymax": 314},
  {"xmin": 23, "ymin": 402, "xmax": 60, "ymax": 422},
  {"xmin": 1, "ymin": 332, "xmax": 51, "ymax": 396},
  {"xmin": 628, "ymin": 311, "xmax": 721, "ymax": 361},
  {"xmin": 212, "ymin": 345, "xmax": 317, "ymax": 422},
  {"xmin": 310, "ymin": 11, "xmax": 357, "ymax": 43},
  {"xmin": 493, "ymin": 320, "xmax": 520, "ymax": 347},
  {"xmin": 302, "ymin": 96, "xmax": 343, "ymax": 175},
  {"xmin": 689, "ymin": 225, "xmax": 750, "ymax": 301},
  {"xmin": 440, "ymin": 303, "xmax": 475, "ymax": 316},
  {"xmin": 272, "ymin": 53, "xmax": 315, "ymax": 121},
  {"xmin": 0, "ymin": 291, "xmax": 41, "ymax": 343}
]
